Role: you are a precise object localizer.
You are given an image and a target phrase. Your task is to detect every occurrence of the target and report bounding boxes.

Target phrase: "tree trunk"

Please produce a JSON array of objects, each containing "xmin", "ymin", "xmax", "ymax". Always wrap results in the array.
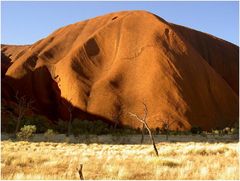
[
  {"xmin": 141, "ymin": 123, "xmax": 145, "ymax": 144},
  {"xmin": 129, "ymin": 102, "xmax": 158, "ymax": 156},
  {"xmin": 15, "ymin": 117, "xmax": 21, "ymax": 136},
  {"xmin": 114, "ymin": 118, "xmax": 118, "ymax": 129},
  {"xmin": 166, "ymin": 130, "xmax": 169, "ymax": 140},
  {"xmin": 146, "ymin": 126, "xmax": 159, "ymax": 156},
  {"xmin": 67, "ymin": 112, "xmax": 72, "ymax": 137}
]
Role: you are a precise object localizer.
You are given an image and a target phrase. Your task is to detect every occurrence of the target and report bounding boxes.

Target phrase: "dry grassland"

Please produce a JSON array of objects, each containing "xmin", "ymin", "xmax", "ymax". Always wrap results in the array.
[{"xmin": 1, "ymin": 135, "xmax": 239, "ymax": 180}]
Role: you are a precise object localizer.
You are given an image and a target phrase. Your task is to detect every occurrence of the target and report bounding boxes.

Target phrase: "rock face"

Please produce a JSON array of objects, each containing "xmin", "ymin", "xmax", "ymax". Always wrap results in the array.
[
  {"xmin": 173, "ymin": 24, "xmax": 239, "ymax": 95},
  {"xmin": 2, "ymin": 10, "xmax": 238, "ymax": 130}
]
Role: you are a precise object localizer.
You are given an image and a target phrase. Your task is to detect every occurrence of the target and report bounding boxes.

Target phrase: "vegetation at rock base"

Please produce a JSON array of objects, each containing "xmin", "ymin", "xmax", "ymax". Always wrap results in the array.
[{"xmin": 16, "ymin": 125, "xmax": 36, "ymax": 140}]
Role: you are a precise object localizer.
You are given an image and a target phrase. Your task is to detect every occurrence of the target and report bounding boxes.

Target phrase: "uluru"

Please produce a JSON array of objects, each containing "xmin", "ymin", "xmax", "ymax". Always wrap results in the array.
[{"xmin": 1, "ymin": 10, "xmax": 239, "ymax": 131}]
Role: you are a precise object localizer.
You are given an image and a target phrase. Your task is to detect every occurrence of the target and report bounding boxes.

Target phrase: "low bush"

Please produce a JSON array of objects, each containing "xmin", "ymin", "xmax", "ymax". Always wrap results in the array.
[
  {"xmin": 70, "ymin": 119, "xmax": 140, "ymax": 136},
  {"xmin": 200, "ymin": 131, "xmax": 208, "ymax": 137},
  {"xmin": 230, "ymin": 122, "xmax": 239, "ymax": 135},
  {"xmin": 231, "ymin": 128, "xmax": 238, "ymax": 134},
  {"xmin": 22, "ymin": 115, "xmax": 52, "ymax": 133},
  {"xmin": 155, "ymin": 127, "xmax": 161, "ymax": 135},
  {"xmin": 44, "ymin": 129, "xmax": 56, "ymax": 140},
  {"xmin": 212, "ymin": 130, "xmax": 219, "ymax": 135},
  {"xmin": 17, "ymin": 125, "xmax": 36, "ymax": 140},
  {"xmin": 191, "ymin": 126, "xmax": 202, "ymax": 134},
  {"xmin": 1, "ymin": 116, "xmax": 17, "ymax": 133},
  {"xmin": 170, "ymin": 131, "xmax": 179, "ymax": 136},
  {"xmin": 1, "ymin": 104, "xmax": 17, "ymax": 133},
  {"xmin": 55, "ymin": 119, "xmax": 68, "ymax": 134},
  {"xmin": 71, "ymin": 119, "xmax": 110, "ymax": 135},
  {"xmin": 210, "ymin": 126, "xmax": 238, "ymax": 136},
  {"xmin": 223, "ymin": 127, "xmax": 231, "ymax": 134}
]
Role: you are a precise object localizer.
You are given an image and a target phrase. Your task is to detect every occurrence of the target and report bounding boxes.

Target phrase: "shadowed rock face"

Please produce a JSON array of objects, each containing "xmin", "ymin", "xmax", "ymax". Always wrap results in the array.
[
  {"xmin": 1, "ymin": 10, "xmax": 238, "ymax": 130},
  {"xmin": 172, "ymin": 24, "xmax": 239, "ymax": 95}
]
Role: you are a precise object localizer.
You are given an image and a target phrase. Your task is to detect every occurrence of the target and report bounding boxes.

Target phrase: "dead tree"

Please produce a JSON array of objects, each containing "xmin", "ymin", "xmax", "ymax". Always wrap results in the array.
[
  {"xmin": 129, "ymin": 102, "xmax": 147, "ymax": 144},
  {"xmin": 112, "ymin": 109, "xmax": 123, "ymax": 129},
  {"xmin": 77, "ymin": 164, "xmax": 84, "ymax": 180},
  {"xmin": 140, "ymin": 123, "xmax": 145, "ymax": 144},
  {"xmin": 129, "ymin": 102, "xmax": 159, "ymax": 156},
  {"xmin": 14, "ymin": 92, "xmax": 34, "ymax": 136},
  {"xmin": 63, "ymin": 98, "xmax": 74, "ymax": 137},
  {"xmin": 110, "ymin": 100, "xmax": 123, "ymax": 129}
]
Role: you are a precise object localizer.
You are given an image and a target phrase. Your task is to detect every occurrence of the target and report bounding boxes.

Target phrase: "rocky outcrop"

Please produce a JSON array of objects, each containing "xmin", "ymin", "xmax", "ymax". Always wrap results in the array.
[{"xmin": 2, "ymin": 10, "xmax": 238, "ymax": 130}]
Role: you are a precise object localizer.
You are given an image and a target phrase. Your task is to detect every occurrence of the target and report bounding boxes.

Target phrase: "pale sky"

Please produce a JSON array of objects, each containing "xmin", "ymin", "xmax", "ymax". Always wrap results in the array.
[{"xmin": 1, "ymin": 1, "xmax": 239, "ymax": 45}]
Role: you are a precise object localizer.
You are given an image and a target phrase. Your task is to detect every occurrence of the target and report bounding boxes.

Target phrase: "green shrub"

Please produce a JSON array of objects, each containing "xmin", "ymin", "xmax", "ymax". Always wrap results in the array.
[
  {"xmin": 55, "ymin": 118, "xmax": 148, "ymax": 136},
  {"xmin": 71, "ymin": 119, "xmax": 110, "ymax": 135},
  {"xmin": 200, "ymin": 131, "xmax": 208, "ymax": 137},
  {"xmin": 155, "ymin": 127, "xmax": 161, "ymax": 135},
  {"xmin": 124, "ymin": 128, "xmax": 135, "ymax": 134},
  {"xmin": 1, "ymin": 116, "xmax": 17, "ymax": 133},
  {"xmin": 231, "ymin": 128, "xmax": 238, "ymax": 134},
  {"xmin": 44, "ymin": 129, "xmax": 56, "ymax": 140},
  {"xmin": 191, "ymin": 126, "xmax": 202, "ymax": 134},
  {"xmin": 93, "ymin": 120, "xmax": 110, "ymax": 135},
  {"xmin": 56, "ymin": 119, "xmax": 68, "ymax": 133},
  {"xmin": 212, "ymin": 129, "xmax": 219, "ymax": 135},
  {"xmin": 232, "ymin": 121, "xmax": 239, "ymax": 134},
  {"xmin": 1, "ymin": 112, "xmax": 53, "ymax": 134},
  {"xmin": 17, "ymin": 125, "xmax": 36, "ymax": 140},
  {"xmin": 171, "ymin": 131, "xmax": 179, "ymax": 136},
  {"xmin": 1, "ymin": 104, "xmax": 17, "ymax": 133},
  {"xmin": 223, "ymin": 127, "xmax": 231, "ymax": 134},
  {"xmin": 22, "ymin": 115, "xmax": 52, "ymax": 133},
  {"xmin": 109, "ymin": 125, "xmax": 139, "ymax": 136}
]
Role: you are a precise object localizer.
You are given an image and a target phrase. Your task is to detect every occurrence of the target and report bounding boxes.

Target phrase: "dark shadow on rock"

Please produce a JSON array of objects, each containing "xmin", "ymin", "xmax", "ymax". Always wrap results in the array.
[
  {"xmin": 2, "ymin": 62, "xmax": 239, "ymax": 143},
  {"xmin": 84, "ymin": 37, "xmax": 100, "ymax": 58},
  {"xmin": 1, "ymin": 52, "xmax": 13, "ymax": 78},
  {"xmin": 2, "ymin": 65, "xmax": 117, "ymax": 130}
]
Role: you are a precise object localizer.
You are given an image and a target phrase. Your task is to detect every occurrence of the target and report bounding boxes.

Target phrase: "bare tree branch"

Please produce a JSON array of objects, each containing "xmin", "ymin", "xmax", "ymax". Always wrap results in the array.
[
  {"xmin": 129, "ymin": 102, "xmax": 159, "ymax": 156},
  {"xmin": 112, "ymin": 109, "xmax": 123, "ymax": 129},
  {"xmin": 161, "ymin": 119, "xmax": 177, "ymax": 140},
  {"xmin": 128, "ymin": 112, "xmax": 144, "ymax": 123},
  {"xmin": 14, "ymin": 91, "xmax": 34, "ymax": 136}
]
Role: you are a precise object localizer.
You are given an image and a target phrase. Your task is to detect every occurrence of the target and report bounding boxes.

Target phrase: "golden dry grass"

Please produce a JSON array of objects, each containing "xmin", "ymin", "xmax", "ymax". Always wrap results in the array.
[{"xmin": 1, "ymin": 137, "xmax": 239, "ymax": 180}]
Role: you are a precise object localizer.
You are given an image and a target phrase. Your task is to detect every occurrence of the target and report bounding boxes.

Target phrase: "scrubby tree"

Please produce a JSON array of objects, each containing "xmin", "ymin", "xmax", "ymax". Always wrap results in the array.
[
  {"xmin": 129, "ymin": 102, "xmax": 159, "ymax": 156},
  {"xmin": 14, "ymin": 91, "xmax": 34, "ymax": 136},
  {"xmin": 113, "ymin": 109, "xmax": 123, "ymax": 129},
  {"xmin": 110, "ymin": 100, "xmax": 123, "ymax": 129},
  {"xmin": 63, "ymin": 98, "xmax": 74, "ymax": 137},
  {"xmin": 161, "ymin": 119, "xmax": 176, "ymax": 140},
  {"xmin": 16, "ymin": 125, "xmax": 36, "ymax": 140},
  {"xmin": 191, "ymin": 126, "xmax": 202, "ymax": 134}
]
